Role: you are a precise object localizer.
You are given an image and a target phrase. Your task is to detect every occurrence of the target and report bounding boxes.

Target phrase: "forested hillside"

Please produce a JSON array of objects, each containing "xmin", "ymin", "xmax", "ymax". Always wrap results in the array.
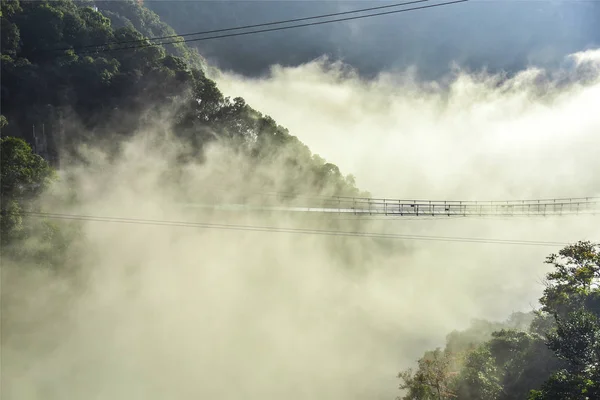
[
  {"xmin": 0, "ymin": 0, "xmax": 364, "ymax": 198},
  {"xmin": 398, "ymin": 242, "xmax": 600, "ymax": 400}
]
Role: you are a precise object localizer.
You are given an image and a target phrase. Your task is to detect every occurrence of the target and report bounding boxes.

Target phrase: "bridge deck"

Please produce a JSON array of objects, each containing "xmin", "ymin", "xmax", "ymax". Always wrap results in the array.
[{"xmin": 181, "ymin": 197, "xmax": 600, "ymax": 217}]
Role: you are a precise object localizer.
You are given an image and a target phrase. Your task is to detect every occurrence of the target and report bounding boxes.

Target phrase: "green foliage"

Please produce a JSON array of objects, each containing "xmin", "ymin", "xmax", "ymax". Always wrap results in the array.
[
  {"xmin": 540, "ymin": 241, "xmax": 600, "ymax": 318},
  {"xmin": 0, "ymin": 136, "xmax": 55, "ymax": 203},
  {"xmin": 533, "ymin": 243, "xmax": 600, "ymax": 399},
  {"xmin": 398, "ymin": 348, "xmax": 457, "ymax": 400},
  {"xmin": 1, "ymin": 16, "xmax": 20, "ymax": 56},
  {"xmin": 398, "ymin": 313, "xmax": 556, "ymax": 400},
  {"xmin": 548, "ymin": 310, "xmax": 599, "ymax": 369},
  {"xmin": 0, "ymin": 0, "xmax": 362, "ymax": 198},
  {"xmin": 529, "ymin": 369, "xmax": 599, "ymax": 400},
  {"xmin": 1, "ymin": 0, "xmax": 22, "ymax": 17},
  {"xmin": 0, "ymin": 136, "xmax": 80, "ymax": 270},
  {"xmin": 399, "ymin": 243, "xmax": 600, "ymax": 400},
  {"xmin": 0, "ymin": 0, "xmax": 367, "ymax": 282},
  {"xmin": 96, "ymin": 0, "xmax": 205, "ymax": 69},
  {"xmin": 0, "ymin": 136, "xmax": 55, "ymax": 242},
  {"xmin": 489, "ymin": 330, "xmax": 560, "ymax": 400},
  {"xmin": 454, "ymin": 345, "xmax": 502, "ymax": 400}
]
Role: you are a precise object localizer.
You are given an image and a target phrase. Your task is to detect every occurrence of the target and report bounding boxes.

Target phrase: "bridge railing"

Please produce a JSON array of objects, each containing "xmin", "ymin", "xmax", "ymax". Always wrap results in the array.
[
  {"xmin": 349, "ymin": 197, "xmax": 598, "ymax": 216},
  {"xmin": 275, "ymin": 196, "xmax": 600, "ymax": 216},
  {"xmin": 181, "ymin": 195, "xmax": 600, "ymax": 217}
]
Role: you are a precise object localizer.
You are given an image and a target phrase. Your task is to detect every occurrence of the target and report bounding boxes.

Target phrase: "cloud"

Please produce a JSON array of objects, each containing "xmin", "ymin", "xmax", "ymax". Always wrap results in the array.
[
  {"xmin": 215, "ymin": 49, "xmax": 600, "ymax": 200},
  {"xmin": 151, "ymin": 0, "xmax": 600, "ymax": 79},
  {"xmin": 3, "ymin": 134, "xmax": 527, "ymax": 400}
]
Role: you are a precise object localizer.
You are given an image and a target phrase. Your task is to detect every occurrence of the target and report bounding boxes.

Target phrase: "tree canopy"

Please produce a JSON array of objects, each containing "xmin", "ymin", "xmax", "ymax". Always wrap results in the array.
[
  {"xmin": 0, "ymin": 0, "xmax": 365, "ymax": 200},
  {"xmin": 398, "ymin": 242, "xmax": 600, "ymax": 400},
  {"xmin": 0, "ymin": 136, "xmax": 55, "ymax": 241}
]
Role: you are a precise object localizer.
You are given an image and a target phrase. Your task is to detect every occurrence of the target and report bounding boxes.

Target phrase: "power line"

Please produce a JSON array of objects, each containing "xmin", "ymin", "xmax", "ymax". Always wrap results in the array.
[
  {"xmin": 19, "ymin": 210, "xmax": 579, "ymax": 247},
  {"xmin": 64, "ymin": 0, "xmax": 430, "ymax": 52},
  {"xmin": 77, "ymin": 0, "xmax": 469, "ymax": 55}
]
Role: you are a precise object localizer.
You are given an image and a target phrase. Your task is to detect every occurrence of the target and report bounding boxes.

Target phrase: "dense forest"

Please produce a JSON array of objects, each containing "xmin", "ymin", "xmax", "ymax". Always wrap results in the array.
[
  {"xmin": 0, "ymin": 0, "xmax": 370, "ymax": 274},
  {"xmin": 2, "ymin": 1, "xmax": 599, "ymax": 400},
  {"xmin": 0, "ymin": 0, "xmax": 364, "ymax": 197},
  {"xmin": 398, "ymin": 241, "xmax": 600, "ymax": 400}
]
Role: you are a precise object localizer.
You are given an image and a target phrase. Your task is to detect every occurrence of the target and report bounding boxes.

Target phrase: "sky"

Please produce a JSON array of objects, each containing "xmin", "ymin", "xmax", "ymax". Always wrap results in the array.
[
  {"xmin": 147, "ymin": 0, "xmax": 600, "ymax": 80},
  {"xmin": 143, "ymin": 0, "xmax": 600, "ymax": 198}
]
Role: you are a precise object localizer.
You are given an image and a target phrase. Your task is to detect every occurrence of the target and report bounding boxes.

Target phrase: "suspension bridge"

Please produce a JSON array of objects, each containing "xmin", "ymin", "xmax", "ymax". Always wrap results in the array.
[{"xmin": 181, "ymin": 196, "xmax": 600, "ymax": 218}]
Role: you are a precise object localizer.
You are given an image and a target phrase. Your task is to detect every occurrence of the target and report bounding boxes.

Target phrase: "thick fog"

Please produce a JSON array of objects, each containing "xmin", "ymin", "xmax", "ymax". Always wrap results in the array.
[
  {"xmin": 216, "ymin": 48, "xmax": 600, "ymax": 200},
  {"xmin": 4, "ymin": 129, "xmax": 598, "ymax": 399},
  {"xmin": 147, "ymin": 0, "xmax": 600, "ymax": 79}
]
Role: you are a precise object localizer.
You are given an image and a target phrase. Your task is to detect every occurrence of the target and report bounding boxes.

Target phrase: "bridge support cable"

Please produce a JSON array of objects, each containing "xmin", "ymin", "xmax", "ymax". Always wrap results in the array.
[{"xmin": 179, "ymin": 197, "xmax": 600, "ymax": 218}]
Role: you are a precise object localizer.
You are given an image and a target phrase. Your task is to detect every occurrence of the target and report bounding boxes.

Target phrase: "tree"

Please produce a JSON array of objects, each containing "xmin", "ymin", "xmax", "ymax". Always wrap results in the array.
[
  {"xmin": 489, "ymin": 330, "xmax": 560, "ymax": 400},
  {"xmin": 398, "ymin": 244, "xmax": 600, "ymax": 400},
  {"xmin": 1, "ymin": 0, "xmax": 364, "ymax": 199},
  {"xmin": 16, "ymin": 1, "xmax": 66, "ymax": 63},
  {"xmin": 1, "ymin": 16, "xmax": 20, "ymax": 56},
  {"xmin": 530, "ymin": 242, "xmax": 600, "ymax": 399},
  {"xmin": 0, "ymin": 136, "xmax": 55, "ymax": 242},
  {"xmin": 398, "ymin": 348, "xmax": 457, "ymax": 400},
  {"xmin": 454, "ymin": 345, "xmax": 502, "ymax": 400},
  {"xmin": 533, "ymin": 310, "xmax": 600, "ymax": 399},
  {"xmin": 540, "ymin": 242, "xmax": 600, "ymax": 318}
]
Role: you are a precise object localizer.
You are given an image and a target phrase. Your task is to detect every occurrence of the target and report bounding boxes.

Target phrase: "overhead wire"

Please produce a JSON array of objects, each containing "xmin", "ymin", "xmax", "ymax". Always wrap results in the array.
[
  {"xmin": 15, "ymin": 0, "xmax": 595, "ymax": 246},
  {"xmin": 18, "ymin": 210, "xmax": 580, "ymax": 247},
  {"xmin": 75, "ymin": 0, "xmax": 469, "ymax": 55},
  {"xmin": 59, "ymin": 0, "xmax": 431, "ymax": 52},
  {"xmin": 27, "ymin": 0, "xmax": 590, "ymax": 244}
]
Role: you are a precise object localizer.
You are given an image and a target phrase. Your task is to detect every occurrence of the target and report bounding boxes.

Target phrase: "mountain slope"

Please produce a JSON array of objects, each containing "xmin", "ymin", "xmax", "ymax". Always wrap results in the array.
[{"xmin": 0, "ymin": 0, "xmax": 365, "ymax": 198}]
